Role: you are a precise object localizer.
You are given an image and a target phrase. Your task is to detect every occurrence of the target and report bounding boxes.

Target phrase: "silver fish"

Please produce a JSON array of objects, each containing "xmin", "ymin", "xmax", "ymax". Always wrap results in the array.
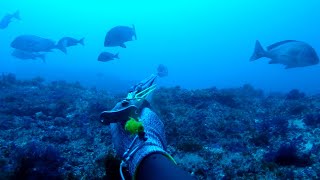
[
  {"xmin": 12, "ymin": 49, "xmax": 45, "ymax": 62},
  {"xmin": 98, "ymin": 52, "xmax": 119, "ymax": 62},
  {"xmin": 250, "ymin": 40, "xmax": 319, "ymax": 69},
  {"xmin": 56, "ymin": 37, "xmax": 85, "ymax": 54},
  {"xmin": 0, "ymin": 10, "xmax": 20, "ymax": 29},
  {"xmin": 157, "ymin": 64, "xmax": 168, "ymax": 77},
  {"xmin": 104, "ymin": 25, "xmax": 136, "ymax": 48},
  {"xmin": 11, "ymin": 35, "xmax": 58, "ymax": 52}
]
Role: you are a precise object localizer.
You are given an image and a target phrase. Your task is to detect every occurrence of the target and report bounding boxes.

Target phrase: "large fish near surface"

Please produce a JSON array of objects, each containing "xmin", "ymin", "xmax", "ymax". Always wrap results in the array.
[
  {"xmin": 104, "ymin": 25, "xmax": 137, "ymax": 48},
  {"xmin": 56, "ymin": 37, "xmax": 85, "ymax": 54},
  {"xmin": 11, "ymin": 35, "xmax": 61, "ymax": 53},
  {"xmin": 0, "ymin": 10, "xmax": 20, "ymax": 29},
  {"xmin": 12, "ymin": 49, "xmax": 46, "ymax": 62},
  {"xmin": 250, "ymin": 40, "xmax": 319, "ymax": 69}
]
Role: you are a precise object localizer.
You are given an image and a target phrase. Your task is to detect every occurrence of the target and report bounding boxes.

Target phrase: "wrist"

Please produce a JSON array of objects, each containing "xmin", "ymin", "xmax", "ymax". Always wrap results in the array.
[{"xmin": 131, "ymin": 145, "xmax": 167, "ymax": 175}]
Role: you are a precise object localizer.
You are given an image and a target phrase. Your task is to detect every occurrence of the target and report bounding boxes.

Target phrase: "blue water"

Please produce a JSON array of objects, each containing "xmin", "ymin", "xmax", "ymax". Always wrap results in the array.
[{"xmin": 1, "ymin": 0, "xmax": 320, "ymax": 94}]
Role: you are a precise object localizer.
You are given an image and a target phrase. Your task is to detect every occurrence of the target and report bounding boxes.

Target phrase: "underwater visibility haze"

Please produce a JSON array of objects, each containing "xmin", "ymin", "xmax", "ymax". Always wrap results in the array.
[{"xmin": 1, "ymin": 0, "xmax": 320, "ymax": 93}]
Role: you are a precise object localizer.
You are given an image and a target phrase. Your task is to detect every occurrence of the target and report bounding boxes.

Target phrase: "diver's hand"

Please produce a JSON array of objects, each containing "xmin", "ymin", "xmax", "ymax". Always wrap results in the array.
[{"xmin": 110, "ymin": 107, "xmax": 170, "ymax": 175}]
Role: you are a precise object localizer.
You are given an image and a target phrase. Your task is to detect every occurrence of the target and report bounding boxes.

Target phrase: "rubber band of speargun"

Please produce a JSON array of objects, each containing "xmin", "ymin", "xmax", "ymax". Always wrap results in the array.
[{"xmin": 134, "ymin": 84, "xmax": 157, "ymax": 101}]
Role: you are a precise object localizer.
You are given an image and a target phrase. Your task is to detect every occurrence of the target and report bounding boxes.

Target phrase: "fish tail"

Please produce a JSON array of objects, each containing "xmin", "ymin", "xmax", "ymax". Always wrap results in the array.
[
  {"xmin": 132, "ymin": 24, "xmax": 137, "ymax": 40},
  {"xmin": 114, "ymin": 52, "xmax": 120, "ymax": 59},
  {"xmin": 79, "ymin": 38, "xmax": 85, "ymax": 46},
  {"xmin": 13, "ymin": 10, "xmax": 21, "ymax": 20},
  {"xmin": 250, "ymin": 40, "xmax": 266, "ymax": 61}
]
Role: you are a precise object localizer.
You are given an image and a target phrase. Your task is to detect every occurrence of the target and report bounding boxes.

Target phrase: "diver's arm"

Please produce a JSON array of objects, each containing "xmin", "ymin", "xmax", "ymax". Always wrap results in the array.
[
  {"xmin": 101, "ymin": 74, "xmax": 194, "ymax": 179},
  {"xmin": 136, "ymin": 153, "xmax": 195, "ymax": 180}
]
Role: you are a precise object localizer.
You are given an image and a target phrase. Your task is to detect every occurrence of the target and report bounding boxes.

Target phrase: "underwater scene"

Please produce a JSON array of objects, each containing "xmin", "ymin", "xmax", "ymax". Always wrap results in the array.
[{"xmin": 1, "ymin": 0, "xmax": 320, "ymax": 179}]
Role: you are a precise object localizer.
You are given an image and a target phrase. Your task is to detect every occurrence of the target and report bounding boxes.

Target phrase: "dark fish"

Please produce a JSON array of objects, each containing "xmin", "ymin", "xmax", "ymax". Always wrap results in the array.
[
  {"xmin": 250, "ymin": 40, "xmax": 319, "ymax": 69},
  {"xmin": 96, "ymin": 72, "xmax": 104, "ymax": 77},
  {"xmin": 11, "ymin": 35, "xmax": 59, "ymax": 52},
  {"xmin": 56, "ymin": 37, "xmax": 85, "ymax": 54},
  {"xmin": 157, "ymin": 64, "xmax": 168, "ymax": 77},
  {"xmin": 104, "ymin": 25, "xmax": 137, "ymax": 48},
  {"xmin": 98, "ymin": 52, "xmax": 119, "ymax": 62},
  {"xmin": 12, "ymin": 49, "xmax": 45, "ymax": 62},
  {"xmin": 0, "ymin": 10, "xmax": 20, "ymax": 29}
]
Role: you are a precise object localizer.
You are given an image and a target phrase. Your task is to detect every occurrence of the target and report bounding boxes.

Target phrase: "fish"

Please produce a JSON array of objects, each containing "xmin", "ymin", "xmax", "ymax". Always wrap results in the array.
[
  {"xmin": 104, "ymin": 25, "xmax": 137, "ymax": 48},
  {"xmin": 157, "ymin": 64, "xmax": 168, "ymax": 77},
  {"xmin": 250, "ymin": 40, "xmax": 319, "ymax": 69},
  {"xmin": 11, "ymin": 35, "xmax": 60, "ymax": 52},
  {"xmin": 12, "ymin": 49, "xmax": 46, "ymax": 62},
  {"xmin": 97, "ymin": 52, "xmax": 119, "ymax": 62},
  {"xmin": 56, "ymin": 37, "xmax": 85, "ymax": 54},
  {"xmin": 96, "ymin": 72, "xmax": 104, "ymax": 77},
  {"xmin": 0, "ymin": 10, "xmax": 20, "ymax": 29}
]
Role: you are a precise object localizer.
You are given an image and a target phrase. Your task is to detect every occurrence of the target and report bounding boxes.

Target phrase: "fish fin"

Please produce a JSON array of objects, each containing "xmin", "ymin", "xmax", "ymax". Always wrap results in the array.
[
  {"xmin": 79, "ymin": 38, "xmax": 85, "ymax": 46},
  {"xmin": 250, "ymin": 40, "xmax": 266, "ymax": 61},
  {"xmin": 39, "ymin": 54, "xmax": 46, "ymax": 62},
  {"xmin": 132, "ymin": 24, "xmax": 137, "ymax": 40},
  {"xmin": 267, "ymin": 40, "xmax": 298, "ymax": 51},
  {"xmin": 120, "ymin": 43, "xmax": 126, "ymax": 48},
  {"xmin": 268, "ymin": 59, "xmax": 279, "ymax": 64},
  {"xmin": 285, "ymin": 64, "xmax": 297, "ymax": 69},
  {"xmin": 13, "ymin": 10, "xmax": 21, "ymax": 20},
  {"xmin": 56, "ymin": 44, "xmax": 67, "ymax": 54},
  {"xmin": 62, "ymin": 47, "xmax": 67, "ymax": 54},
  {"xmin": 114, "ymin": 53, "xmax": 120, "ymax": 59}
]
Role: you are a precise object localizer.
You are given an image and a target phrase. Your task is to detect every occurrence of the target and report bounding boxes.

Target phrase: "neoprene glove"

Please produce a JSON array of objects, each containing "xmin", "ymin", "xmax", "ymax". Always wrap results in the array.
[{"xmin": 110, "ymin": 107, "xmax": 171, "ymax": 176}]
